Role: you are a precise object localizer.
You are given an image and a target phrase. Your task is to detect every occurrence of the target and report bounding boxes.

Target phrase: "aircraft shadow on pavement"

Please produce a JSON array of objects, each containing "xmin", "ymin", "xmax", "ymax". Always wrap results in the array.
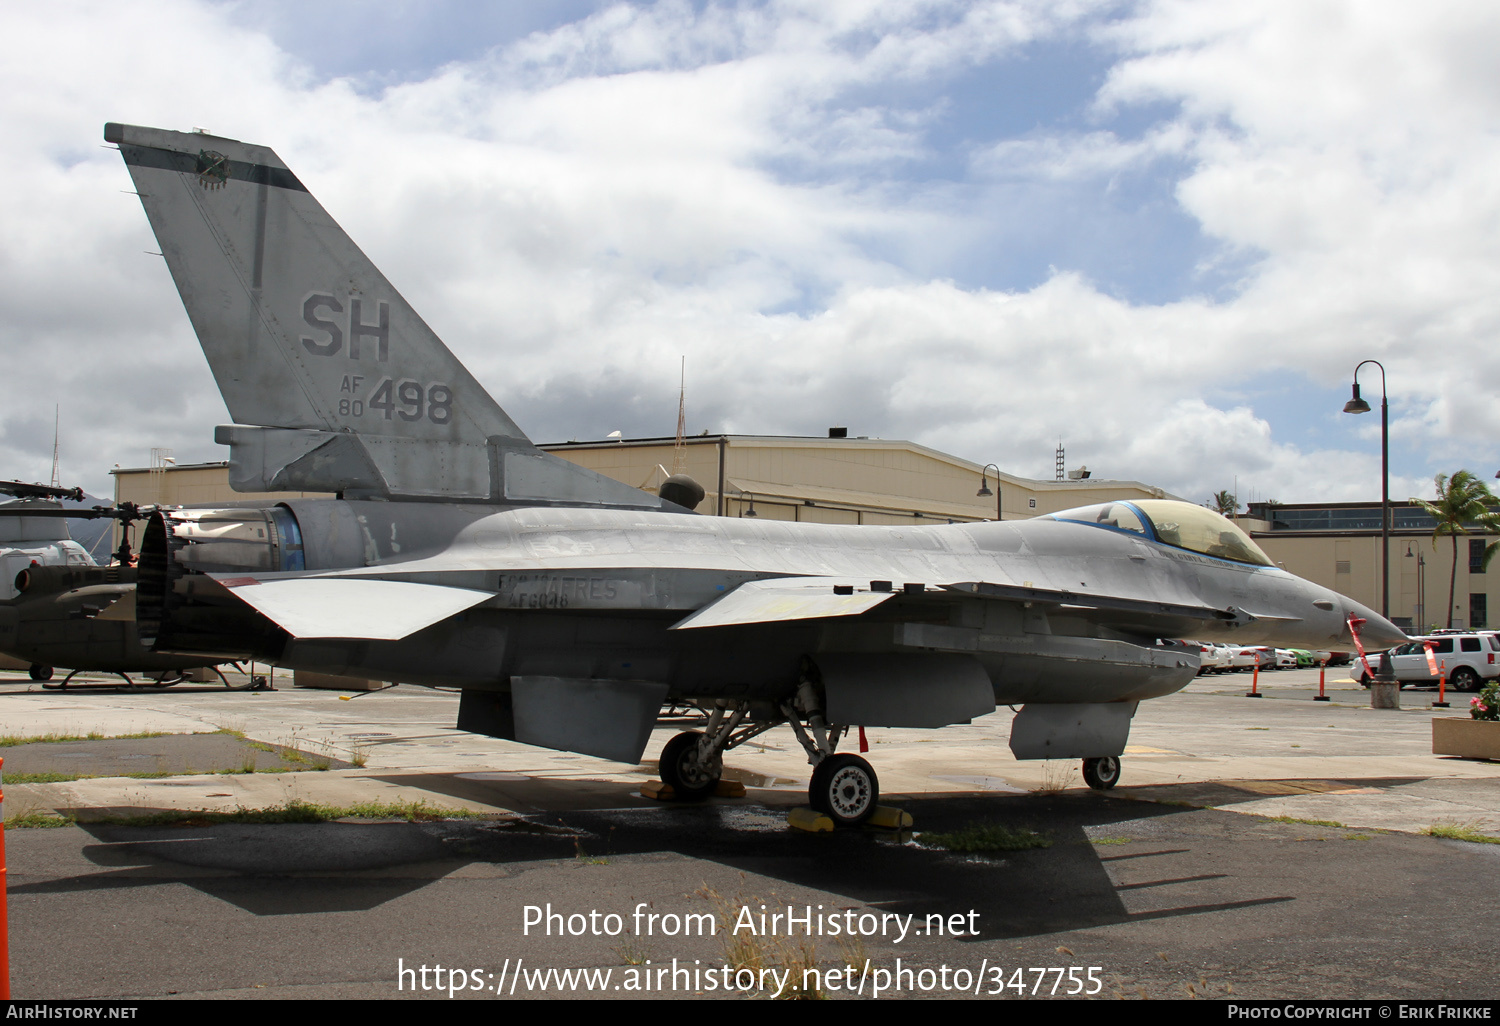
[
  {"xmin": 11, "ymin": 820, "xmax": 454, "ymax": 915},
  {"xmin": 1114, "ymin": 776, "xmax": 1428, "ymax": 809},
  {"xmin": 13, "ymin": 793, "xmax": 1294, "ymax": 932}
]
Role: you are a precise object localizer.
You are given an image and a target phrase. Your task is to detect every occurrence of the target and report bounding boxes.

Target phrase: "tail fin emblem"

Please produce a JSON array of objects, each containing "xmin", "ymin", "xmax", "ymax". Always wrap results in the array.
[{"xmin": 195, "ymin": 150, "xmax": 230, "ymax": 190}]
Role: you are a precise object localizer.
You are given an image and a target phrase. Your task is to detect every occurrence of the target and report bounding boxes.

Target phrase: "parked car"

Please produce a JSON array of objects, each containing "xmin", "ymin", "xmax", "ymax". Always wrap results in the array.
[
  {"xmin": 1224, "ymin": 645, "xmax": 1272, "ymax": 671},
  {"xmin": 1196, "ymin": 642, "xmax": 1227, "ymax": 674},
  {"xmin": 1286, "ymin": 649, "xmax": 1320, "ymax": 668},
  {"xmin": 1360, "ymin": 632, "xmax": 1500, "ymax": 692}
]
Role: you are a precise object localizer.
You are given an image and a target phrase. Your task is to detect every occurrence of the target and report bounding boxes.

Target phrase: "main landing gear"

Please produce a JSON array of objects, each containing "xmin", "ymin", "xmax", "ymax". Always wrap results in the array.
[
  {"xmin": 656, "ymin": 676, "xmax": 881, "ymax": 827},
  {"xmin": 808, "ymin": 753, "xmax": 879, "ymax": 827},
  {"xmin": 658, "ymin": 700, "xmax": 773, "ymax": 801},
  {"xmin": 781, "ymin": 677, "xmax": 878, "ymax": 826}
]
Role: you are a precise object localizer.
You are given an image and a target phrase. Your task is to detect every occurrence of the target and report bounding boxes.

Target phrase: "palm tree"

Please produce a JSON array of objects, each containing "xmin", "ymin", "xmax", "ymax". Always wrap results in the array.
[
  {"xmin": 1412, "ymin": 470, "xmax": 1500, "ymax": 628},
  {"xmin": 1208, "ymin": 490, "xmax": 1238, "ymax": 516}
]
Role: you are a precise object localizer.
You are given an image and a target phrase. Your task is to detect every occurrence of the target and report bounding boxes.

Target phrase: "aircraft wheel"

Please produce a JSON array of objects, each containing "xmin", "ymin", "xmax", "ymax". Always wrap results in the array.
[
  {"xmin": 28, "ymin": 664, "xmax": 53, "ymax": 682},
  {"xmin": 809, "ymin": 753, "xmax": 879, "ymax": 827},
  {"xmin": 658, "ymin": 730, "xmax": 721, "ymax": 801},
  {"xmin": 1082, "ymin": 756, "xmax": 1121, "ymax": 791}
]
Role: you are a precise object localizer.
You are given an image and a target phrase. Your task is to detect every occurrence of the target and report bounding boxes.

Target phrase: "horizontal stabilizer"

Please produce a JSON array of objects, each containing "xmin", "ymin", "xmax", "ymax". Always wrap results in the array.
[
  {"xmin": 210, "ymin": 574, "xmax": 491, "ymax": 640},
  {"xmin": 670, "ymin": 577, "xmax": 897, "ymax": 630}
]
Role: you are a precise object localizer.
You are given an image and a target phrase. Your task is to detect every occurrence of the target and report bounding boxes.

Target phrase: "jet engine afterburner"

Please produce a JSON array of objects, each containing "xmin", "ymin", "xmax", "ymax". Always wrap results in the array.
[{"xmin": 136, "ymin": 506, "xmax": 304, "ymax": 658}]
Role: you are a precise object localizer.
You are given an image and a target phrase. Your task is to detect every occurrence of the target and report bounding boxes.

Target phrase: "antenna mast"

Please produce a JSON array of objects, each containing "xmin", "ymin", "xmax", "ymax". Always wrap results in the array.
[
  {"xmin": 672, "ymin": 357, "xmax": 687, "ymax": 476},
  {"xmin": 1055, "ymin": 440, "xmax": 1065, "ymax": 482},
  {"xmin": 50, "ymin": 405, "xmax": 60, "ymax": 488}
]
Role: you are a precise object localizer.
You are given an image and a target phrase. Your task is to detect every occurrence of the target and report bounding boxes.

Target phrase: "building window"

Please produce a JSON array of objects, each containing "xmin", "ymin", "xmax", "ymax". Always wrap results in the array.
[
  {"xmin": 1471, "ymin": 538, "xmax": 1488, "ymax": 574},
  {"xmin": 1471, "ymin": 593, "xmax": 1487, "ymax": 630}
]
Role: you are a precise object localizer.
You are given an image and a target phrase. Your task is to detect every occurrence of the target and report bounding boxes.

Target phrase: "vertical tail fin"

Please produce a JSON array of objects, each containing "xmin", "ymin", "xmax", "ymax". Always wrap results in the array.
[{"xmin": 106, "ymin": 122, "xmax": 666, "ymax": 509}]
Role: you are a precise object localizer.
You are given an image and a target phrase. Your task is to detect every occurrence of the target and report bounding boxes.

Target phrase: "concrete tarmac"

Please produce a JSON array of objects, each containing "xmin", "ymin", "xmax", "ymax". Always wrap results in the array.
[{"xmin": 3, "ymin": 665, "xmax": 1498, "ymax": 1000}]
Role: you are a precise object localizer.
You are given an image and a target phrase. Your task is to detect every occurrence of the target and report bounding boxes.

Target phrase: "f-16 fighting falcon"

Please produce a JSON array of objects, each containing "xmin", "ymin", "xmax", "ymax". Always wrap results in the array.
[{"xmin": 103, "ymin": 122, "xmax": 1404, "ymax": 825}]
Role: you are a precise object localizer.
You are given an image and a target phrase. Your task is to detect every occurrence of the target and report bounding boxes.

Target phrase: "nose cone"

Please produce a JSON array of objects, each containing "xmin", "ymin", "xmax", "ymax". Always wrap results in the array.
[{"xmin": 1343, "ymin": 600, "xmax": 1407, "ymax": 650}]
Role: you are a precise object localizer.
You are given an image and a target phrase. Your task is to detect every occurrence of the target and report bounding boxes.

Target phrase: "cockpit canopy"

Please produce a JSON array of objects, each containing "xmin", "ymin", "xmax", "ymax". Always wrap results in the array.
[{"xmin": 1043, "ymin": 499, "xmax": 1275, "ymax": 567}]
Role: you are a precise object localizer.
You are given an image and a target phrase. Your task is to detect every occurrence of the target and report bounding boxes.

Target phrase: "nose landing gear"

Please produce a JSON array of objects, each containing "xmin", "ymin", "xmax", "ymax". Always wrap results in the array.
[{"xmin": 1082, "ymin": 755, "xmax": 1121, "ymax": 790}]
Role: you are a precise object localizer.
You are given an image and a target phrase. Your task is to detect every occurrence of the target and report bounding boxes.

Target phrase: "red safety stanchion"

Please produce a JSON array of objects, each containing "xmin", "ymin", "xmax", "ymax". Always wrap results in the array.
[
  {"xmin": 1349, "ymin": 616, "xmax": 1373, "ymax": 681},
  {"xmin": 1246, "ymin": 652, "xmax": 1263, "ymax": 697},
  {"xmin": 1435, "ymin": 659, "xmax": 1450, "ymax": 709},
  {"xmin": 2, "ymin": 754, "xmax": 9, "ymax": 999},
  {"xmin": 1314, "ymin": 659, "xmax": 1330, "ymax": 701}
]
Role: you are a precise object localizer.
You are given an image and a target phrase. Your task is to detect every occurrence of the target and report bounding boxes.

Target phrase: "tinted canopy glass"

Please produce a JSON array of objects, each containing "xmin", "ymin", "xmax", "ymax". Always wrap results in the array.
[
  {"xmin": 1042, "ymin": 502, "xmax": 1149, "ymax": 536},
  {"xmin": 1132, "ymin": 500, "xmax": 1275, "ymax": 567}
]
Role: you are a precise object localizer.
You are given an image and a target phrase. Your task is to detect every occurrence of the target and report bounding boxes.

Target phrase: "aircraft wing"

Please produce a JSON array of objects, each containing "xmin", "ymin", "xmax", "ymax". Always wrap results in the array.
[
  {"xmin": 210, "ymin": 574, "xmax": 492, "ymax": 640},
  {"xmin": 669, "ymin": 577, "xmax": 898, "ymax": 630},
  {"xmin": 671, "ymin": 574, "xmax": 1252, "ymax": 635}
]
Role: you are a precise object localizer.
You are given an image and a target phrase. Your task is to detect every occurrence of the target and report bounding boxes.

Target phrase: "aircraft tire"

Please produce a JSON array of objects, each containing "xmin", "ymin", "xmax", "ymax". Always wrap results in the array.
[
  {"xmin": 659, "ymin": 731, "xmax": 721, "ymax": 801},
  {"xmin": 28, "ymin": 664, "xmax": 53, "ymax": 682},
  {"xmin": 809, "ymin": 753, "xmax": 878, "ymax": 827},
  {"xmin": 1082, "ymin": 756, "xmax": 1121, "ymax": 791}
]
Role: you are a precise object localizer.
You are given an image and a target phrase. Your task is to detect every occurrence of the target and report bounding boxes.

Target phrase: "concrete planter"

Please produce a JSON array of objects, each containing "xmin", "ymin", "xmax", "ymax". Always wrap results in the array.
[{"xmin": 1432, "ymin": 717, "xmax": 1500, "ymax": 761}]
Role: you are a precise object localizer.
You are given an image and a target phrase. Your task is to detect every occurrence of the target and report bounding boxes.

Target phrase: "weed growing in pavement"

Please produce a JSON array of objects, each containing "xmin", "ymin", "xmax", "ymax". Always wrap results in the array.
[
  {"xmin": 1423, "ymin": 821, "xmax": 1500, "ymax": 844},
  {"xmin": 1265, "ymin": 815, "xmax": 1344, "ymax": 828},
  {"xmin": 4, "ymin": 794, "xmax": 76, "ymax": 828},
  {"xmin": 81, "ymin": 798, "xmax": 497, "ymax": 828},
  {"xmin": 6, "ymin": 809, "xmax": 75, "ymax": 828},
  {"xmin": 4, "ymin": 771, "xmax": 90, "ymax": 784},
  {"xmin": 615, "ymin": 934, "xmax": 649, "ymax": 966},
  {"xmin": 573, "ymin": 839, "xmax": 608, "ymax": 865},
  {"xmin": 698, "ymin": 886, "xmax": 828, "ymax": 1000},
  {"xmin": 1030, "ymin": 760, "xmax": 1074, "ymax": 794},
  {"xmin": 0, "ymin": 730, "xmax": 169, "ymax": 747}
]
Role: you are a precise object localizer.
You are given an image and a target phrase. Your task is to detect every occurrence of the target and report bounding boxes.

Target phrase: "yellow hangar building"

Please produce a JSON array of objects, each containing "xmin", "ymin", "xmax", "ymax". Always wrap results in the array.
[
  {"xmin": 109, "ymin": 436, "xmax": 1497, "ymax": 635},
  {"xmin": 111, "ymin": 432, "xmax": 1174, "ymax": 525}
]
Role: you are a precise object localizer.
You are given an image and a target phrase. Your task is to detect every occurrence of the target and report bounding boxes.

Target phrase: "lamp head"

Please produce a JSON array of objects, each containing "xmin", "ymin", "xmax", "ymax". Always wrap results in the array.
[{"xmin": 1343, "ymin": 382, "xmax": 1371, "ymax": 414}]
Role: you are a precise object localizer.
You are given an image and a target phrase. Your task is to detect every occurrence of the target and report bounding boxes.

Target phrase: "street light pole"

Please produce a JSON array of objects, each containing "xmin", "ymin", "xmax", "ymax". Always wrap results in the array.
[
  {"xmin": 1343, "ymin": 360, "xmax": 1389, "ymax": 618},
  {"xmin": 977, "ymin": 464, "xmax": 1002, "ymax": 521}
]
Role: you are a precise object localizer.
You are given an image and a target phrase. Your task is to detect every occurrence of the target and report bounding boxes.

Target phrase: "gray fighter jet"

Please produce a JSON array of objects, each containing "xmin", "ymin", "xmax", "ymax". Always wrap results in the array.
[{"xmin": 105, "ymin": 122, "xmax": 1404, "ymax": 824}]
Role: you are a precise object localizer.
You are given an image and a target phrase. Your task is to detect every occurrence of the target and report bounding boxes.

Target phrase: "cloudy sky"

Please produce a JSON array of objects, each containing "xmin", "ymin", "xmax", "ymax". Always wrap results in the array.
[{"xmin": 3, "ymin": 0, "xmax": 1497, "ymax": 508}]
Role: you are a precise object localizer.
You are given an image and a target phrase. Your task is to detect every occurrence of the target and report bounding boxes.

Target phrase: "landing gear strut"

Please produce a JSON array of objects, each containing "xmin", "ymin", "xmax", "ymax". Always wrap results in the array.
[
  {"xmin": 782, "ymin": 672, "xmax": 879, "ymax": 826},
  {"xmin": 1082, "ymin": 755, "xmax": 1121, "ymax": 790}
]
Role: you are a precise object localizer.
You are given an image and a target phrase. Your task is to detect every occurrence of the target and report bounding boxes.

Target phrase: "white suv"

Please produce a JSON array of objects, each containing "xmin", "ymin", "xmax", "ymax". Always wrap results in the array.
[{"xmin": 1362, "ymin": 632, "xmax": 1500, "ymax": 692}]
